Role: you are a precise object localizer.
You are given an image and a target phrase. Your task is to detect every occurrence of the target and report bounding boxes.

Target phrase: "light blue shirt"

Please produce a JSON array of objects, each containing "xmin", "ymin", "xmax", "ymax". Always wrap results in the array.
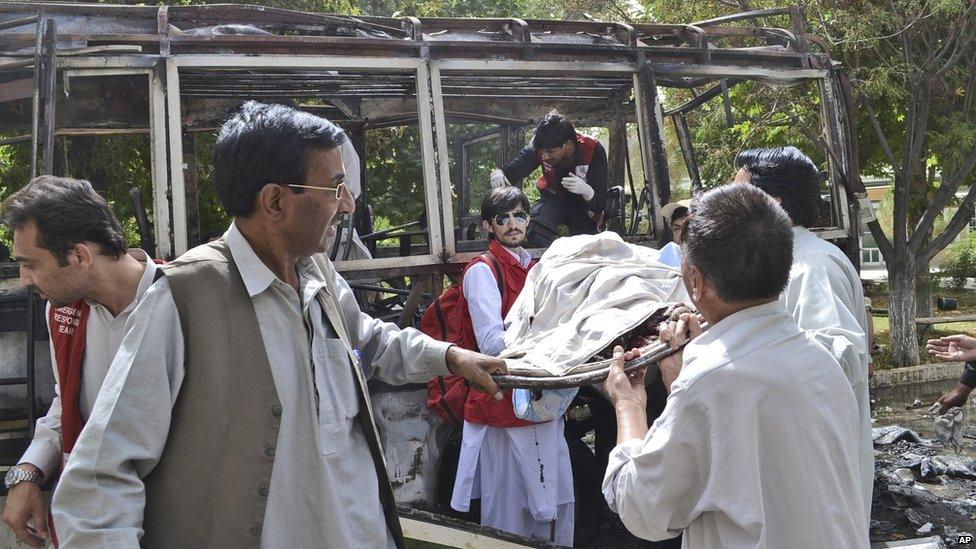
[{"xmin": 658, "ymin": 241, "xmax": 682, "ymax": 268}]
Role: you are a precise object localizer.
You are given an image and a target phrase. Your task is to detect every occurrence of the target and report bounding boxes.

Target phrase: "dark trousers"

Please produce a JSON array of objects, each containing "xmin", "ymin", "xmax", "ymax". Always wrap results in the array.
[{"xmin": 527, "ymin": 194, "xmax": 597, "ymax": 248}]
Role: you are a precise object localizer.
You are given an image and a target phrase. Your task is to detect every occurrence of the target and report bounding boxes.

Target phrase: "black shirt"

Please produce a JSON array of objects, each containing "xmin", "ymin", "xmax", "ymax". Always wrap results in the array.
[{"xmin": 501, "ymin": 142, "xmax": 608, "ymax": 213}]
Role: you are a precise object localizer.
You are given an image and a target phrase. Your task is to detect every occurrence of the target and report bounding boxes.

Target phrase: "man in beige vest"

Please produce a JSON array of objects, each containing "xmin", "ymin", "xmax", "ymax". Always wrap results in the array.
[{"xmin": 51, "ymin": 101, "xmax": 507, "ymax": 548}]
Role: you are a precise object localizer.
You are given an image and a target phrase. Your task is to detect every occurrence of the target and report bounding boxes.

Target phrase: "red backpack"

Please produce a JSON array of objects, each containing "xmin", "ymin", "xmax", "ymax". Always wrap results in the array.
[{"xmin": 422, "ymin": 252, "xmax": 503, "ymax": 426}]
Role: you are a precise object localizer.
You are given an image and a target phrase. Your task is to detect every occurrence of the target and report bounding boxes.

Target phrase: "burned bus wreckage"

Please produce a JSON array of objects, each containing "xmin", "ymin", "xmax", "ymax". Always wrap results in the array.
[{"xmin": 0, "ymin": 2, "xmax": 873, "ymax": 545}]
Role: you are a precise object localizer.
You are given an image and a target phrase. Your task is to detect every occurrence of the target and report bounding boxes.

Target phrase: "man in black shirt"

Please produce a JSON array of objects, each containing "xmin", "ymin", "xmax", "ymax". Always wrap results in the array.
[{"xmin": 490, "ymin": 112, "xmax": 608, "ymax": 247}]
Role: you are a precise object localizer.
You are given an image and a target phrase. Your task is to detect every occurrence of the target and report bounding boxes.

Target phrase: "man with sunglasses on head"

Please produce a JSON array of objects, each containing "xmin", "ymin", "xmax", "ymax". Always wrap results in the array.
[
  {"xmin": 450, "ymin": 187, "xmax": 575, "ymax": 546},
  {"xmin": 51, "ymin": 101, "xmax": 508, "ymax": 548},
  {"xmin": 490, "ymin": 111, "xmax": 608, "ymax": 248}
]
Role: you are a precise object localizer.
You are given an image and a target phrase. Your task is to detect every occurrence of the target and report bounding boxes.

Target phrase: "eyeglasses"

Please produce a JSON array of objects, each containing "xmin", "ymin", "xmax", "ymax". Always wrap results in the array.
[
  {"xmin": 287, "ymin": 182, "xmax": 346, "ymax": 200},
  {"xmin": 493, "ymin": 211, "xmax": 529, "ymax": 225}
]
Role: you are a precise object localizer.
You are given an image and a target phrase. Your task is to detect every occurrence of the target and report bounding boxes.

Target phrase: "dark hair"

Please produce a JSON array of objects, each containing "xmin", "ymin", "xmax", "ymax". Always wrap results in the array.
[
  {"xmin": 531, "ymin": 111, "xmax": 576, "ymax": 150},
  {"xmin": 213, "ymin": 101, "xmax": 347, "ymax": 216},
  {"xmin": 670, "ymin": 206, "xmax": 689, "ymax": 224},
  {"xmin": 481, "ymin": 186, "xmax": 531, "ymax": 222},
  {"xmin": 1, "ymin": 176, "xmax": 126, "ymax": 266},
  {"xmin": 734, "ymin": 146, "xmax": 822, "ymax": 228},
  {"xmin": 684, "ymin": 183, "xmax": 793, "ymax": 303}
]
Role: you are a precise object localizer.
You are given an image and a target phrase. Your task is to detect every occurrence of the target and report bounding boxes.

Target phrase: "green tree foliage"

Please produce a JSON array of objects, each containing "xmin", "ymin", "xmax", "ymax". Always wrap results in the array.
[
  {"xmin": 644, "ymin": 0, "xmax": 976, "ymax": 366},
  {"xmin": 938, "ymin": 233, "xmax": 976, "ymax": 290}
]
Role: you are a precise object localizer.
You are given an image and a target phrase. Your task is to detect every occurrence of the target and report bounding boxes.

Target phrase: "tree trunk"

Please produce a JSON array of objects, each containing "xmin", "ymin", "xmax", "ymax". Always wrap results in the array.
[{"xmin": 889, "ymin": 257, "xmax": 921, "ymax": 367}]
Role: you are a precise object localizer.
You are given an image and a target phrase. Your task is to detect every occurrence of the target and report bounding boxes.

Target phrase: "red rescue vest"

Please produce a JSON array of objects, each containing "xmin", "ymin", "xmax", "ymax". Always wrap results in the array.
[
  {"xmin": 47, "ymin": 301, "xmax": 90, "ymax": 458},
  {"xmin": 535, "ymin": 132, "xmax": 599, "ymax": 196},
  {"xmin": 457, "ymin": 240, "xmax": 537, "ymax": 427}
]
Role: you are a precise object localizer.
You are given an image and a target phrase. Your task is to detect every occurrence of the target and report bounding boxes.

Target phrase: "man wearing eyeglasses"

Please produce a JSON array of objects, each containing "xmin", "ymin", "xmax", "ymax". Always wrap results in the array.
[
  {"xmin": 449, "ymin": 186, "xmax": 575, "ymax": 546},
  {"xmin": 51, "ymin": 101, "xmax": 508, "ymax": 548}
]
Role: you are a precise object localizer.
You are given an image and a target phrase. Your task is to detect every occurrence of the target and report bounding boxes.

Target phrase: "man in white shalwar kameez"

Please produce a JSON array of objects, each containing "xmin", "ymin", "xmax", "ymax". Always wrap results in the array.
[
  {"xmin": 735, "ymin": 147, "xmax": 873, "ymax": 522},
  {"xmin": 450, "ymin": 187, "xmax": 574, "ymax": 546},
  {"xmin": 602, "ymin": 183, "xmax": 868, "ymax": 548}
]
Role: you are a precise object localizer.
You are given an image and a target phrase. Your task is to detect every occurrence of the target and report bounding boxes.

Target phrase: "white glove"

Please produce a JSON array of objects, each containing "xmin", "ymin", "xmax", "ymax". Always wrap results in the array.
[
  {"xmin": 490, "ymin": 168, "xmax": 510, "ymax": 188},
  {"xmin": 561, "ymin": 174, "xmax": 594, "ymax": 201}
]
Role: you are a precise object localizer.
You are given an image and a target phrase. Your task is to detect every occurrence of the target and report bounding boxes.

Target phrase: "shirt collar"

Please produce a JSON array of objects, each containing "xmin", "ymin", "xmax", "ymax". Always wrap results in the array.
[
  {"xmin": 85, "ymin": 248, "xmax": 158, "ymax": 316},
  {"xmin": 224, "ymin": 223, "xmax": 330, "ymax": 301},
  {"xmin": 683, "ymin": 300, "xmax": 789, "ymax": 368},
  {"xmin": 129, "ymin": 249, "xmax": 157, "ymax": 310},
  {"xmin": 488, "ymin": 239, "xmax": 533, "ymax": 269},
  {"xmin": 224, "ymin": 222, "xmax": 279, "ymax": 298},
  {"xmin": 502, "ymin": 245, "xmax": 532, "ymax": 268}
]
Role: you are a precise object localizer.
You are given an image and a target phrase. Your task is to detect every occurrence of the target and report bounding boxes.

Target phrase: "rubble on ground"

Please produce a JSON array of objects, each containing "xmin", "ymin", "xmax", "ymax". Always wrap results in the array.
[{"xmin": 872, "ymin": 426, "xmax": 976, "ymax": 546}]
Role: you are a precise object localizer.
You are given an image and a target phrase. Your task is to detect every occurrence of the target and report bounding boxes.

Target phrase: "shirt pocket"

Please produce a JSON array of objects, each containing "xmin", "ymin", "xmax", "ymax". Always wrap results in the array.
[{"xmin": 312, "ymin": 337, "xmax": 362, "ymax": 456}]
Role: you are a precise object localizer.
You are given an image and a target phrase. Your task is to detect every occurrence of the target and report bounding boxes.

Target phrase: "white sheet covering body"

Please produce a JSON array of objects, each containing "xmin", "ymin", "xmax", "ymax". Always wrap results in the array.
[
  {"xmin": 781, "ymin": 225, "xmax": 873, "ymax": 521},
  {"xmin": 603, "ymin": 301, "xmax": 868, "ymax": 548},
  {"xmin": 501, "ymin": 233, "xmax": 685, "ymax": 376}
]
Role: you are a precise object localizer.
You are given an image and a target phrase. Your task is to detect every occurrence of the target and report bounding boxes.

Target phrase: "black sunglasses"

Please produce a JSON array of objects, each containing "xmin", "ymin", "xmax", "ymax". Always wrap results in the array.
[{"xmin": 493, "ymin": 211, "xmax": 529, "ymax": 225}]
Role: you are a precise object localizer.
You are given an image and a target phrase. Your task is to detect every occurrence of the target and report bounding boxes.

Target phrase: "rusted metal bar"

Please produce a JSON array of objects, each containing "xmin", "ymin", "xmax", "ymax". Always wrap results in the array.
[
  {"xmin": 129, "ymin": 187, "xmax": 157, "ymax": 255},
  {"xmin": 41, "ymin": 17, "xmax": 56, "ymax": 176},
  {"xmin": 662, "ymin": 79, "xmax": 741, "ymax": 116},
  {"xmin": 671, "ymin": 112, "xmax": 702, "ymax": 195},
  {"xmin": 183, "ymin": 132, "xmax": 200, "ymax": 247},
  {"xmin": 29, "ymin": 12, "xmax": 42, "ymax": 178},
  {"xmin": 157, "ymin": 5, "xmax": 170, "ymax": 58},
  {"xmin": 0, "ymin": 77, "xmax": 32, "ymax": 103},
  {"xmin": 634, "ymin": 63, "xmax": 671, "ymax": 239},
  {"xmin": 0, "ymin": 134, "xmax": 30, "ymax": 145},
  {"xmin": 692, "ymin": 7, "xmax": 793, "ymax": 28},
  {"xmin": 0, "ymin": 58, "xmax": 33, "ymax": 70},
  {"xmin": 0, "ymin": 14, "xmax": 37, "ymax": 31},
  {"xmin": 396, "ymin": 275, "xmax": 431, "ymax": 328}
]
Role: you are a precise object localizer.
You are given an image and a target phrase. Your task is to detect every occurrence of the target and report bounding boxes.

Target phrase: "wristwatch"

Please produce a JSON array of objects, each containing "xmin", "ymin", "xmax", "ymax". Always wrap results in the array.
[{"xmin": 4, "ymin": 465, "xmax": 42, "ymax": 490}]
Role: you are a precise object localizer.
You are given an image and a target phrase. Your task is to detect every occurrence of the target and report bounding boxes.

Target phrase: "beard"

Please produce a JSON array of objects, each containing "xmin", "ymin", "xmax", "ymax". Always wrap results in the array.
[{"xmin": 499, "ymin": 231, "xmax": 525, "ymax": 248}]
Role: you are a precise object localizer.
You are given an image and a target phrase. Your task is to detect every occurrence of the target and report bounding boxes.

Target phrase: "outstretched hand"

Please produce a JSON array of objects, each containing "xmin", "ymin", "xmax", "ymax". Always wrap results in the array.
[
  {"xmin": 446, "ymin": 346, "xmax": 507, "ymax": 400},
  {"xmin": 926, "ymin": 334, "xmax": 976, "ymax": 362}
]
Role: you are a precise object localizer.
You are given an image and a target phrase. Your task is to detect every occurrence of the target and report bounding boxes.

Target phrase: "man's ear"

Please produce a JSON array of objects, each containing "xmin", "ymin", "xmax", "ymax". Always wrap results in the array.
[
  {"xmin": 689, "ymin": 265, "xmax": 706, "ymax": 302},
  {"xmin": 257, "ymin": 184, "xmax": 287, "ymax": 221},
  {"xmin": 482, "ymin": 220, "xmax": 493, "ymax": 234},
  {"xmin": 73, "ymin": 242, "xmax": 96, "ymax": 269}
]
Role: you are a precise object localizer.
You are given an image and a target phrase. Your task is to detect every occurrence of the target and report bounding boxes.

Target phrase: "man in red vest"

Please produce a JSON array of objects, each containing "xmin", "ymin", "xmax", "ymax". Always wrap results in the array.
[
  {"xmin": 0, "ymin": 176, "xmax": 160, "ymax": 547},
  {"xmin": 490, "ymin": 111, "xmax": 608, "ymax": 248},
  {"xmin": 450, "ymin": 186, "xmax": 574, "ymax": 546}
]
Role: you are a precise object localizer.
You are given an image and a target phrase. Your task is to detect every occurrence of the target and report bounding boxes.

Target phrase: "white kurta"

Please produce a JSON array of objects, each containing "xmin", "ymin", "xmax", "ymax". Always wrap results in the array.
[
  {"xmin": 603, "ymin": 301, "xmax": 868, "ymax": 549},
  {"xmin": 451, "ymin": 245, "xmax": 574, "ymax": 546},
  {"xmin": 782, "ymin": 226, "xmax": 873, "ymax": 522},
  {"xmin": 21, "ymin": 250, "xmax": 157, "ymax": 479}
]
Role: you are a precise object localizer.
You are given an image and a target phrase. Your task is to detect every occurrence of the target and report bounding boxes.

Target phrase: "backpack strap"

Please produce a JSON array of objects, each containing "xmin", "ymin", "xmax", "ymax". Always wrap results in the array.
[{"xmin": 480, "ymin": 251, "xmax": 504, "ymax": 295}]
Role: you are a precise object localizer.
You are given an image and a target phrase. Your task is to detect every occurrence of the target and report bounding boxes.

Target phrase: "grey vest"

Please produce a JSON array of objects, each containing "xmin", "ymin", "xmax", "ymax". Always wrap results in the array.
[{"xmin": 142, "ymin": 240, "xmax": 404, "ymax": 548}]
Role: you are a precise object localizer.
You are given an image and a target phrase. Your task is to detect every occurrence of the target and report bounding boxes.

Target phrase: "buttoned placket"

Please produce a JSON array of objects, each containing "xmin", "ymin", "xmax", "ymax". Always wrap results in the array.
[{"xmin": 296, "ymin": 262, "xmax": 330, "ymax": 419}]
